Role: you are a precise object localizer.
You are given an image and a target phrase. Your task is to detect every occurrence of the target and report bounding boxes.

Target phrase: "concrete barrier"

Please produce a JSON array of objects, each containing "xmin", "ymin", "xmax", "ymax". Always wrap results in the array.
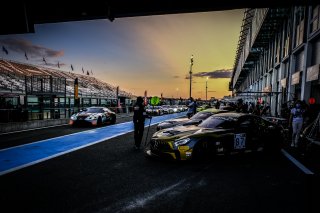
[{"xmin": 0, "ymin": 119, "xmax": 69, "ymax": 134}]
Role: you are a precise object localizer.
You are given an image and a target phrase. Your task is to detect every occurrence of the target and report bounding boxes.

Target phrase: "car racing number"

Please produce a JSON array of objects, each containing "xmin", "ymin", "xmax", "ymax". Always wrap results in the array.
[{"xmin": 234, "ymin": 133, "xmax": 246, "ymax": 149}]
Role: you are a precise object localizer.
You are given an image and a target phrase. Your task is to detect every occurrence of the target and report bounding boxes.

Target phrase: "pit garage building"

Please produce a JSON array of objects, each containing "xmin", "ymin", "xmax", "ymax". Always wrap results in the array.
[{"xmin": 231, "ymin": 5, "xmax": 320, "ymax": 116}]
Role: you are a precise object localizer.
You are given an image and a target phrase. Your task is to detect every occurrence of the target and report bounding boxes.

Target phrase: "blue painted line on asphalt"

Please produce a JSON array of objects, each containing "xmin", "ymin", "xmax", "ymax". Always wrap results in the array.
[
  {"xmin": 0, "ymin": 112, "xmax": 187, "ymax": 176},
  {"xmin": 281, "ymin": 149, "xmax": 314, "ymax": 175}
]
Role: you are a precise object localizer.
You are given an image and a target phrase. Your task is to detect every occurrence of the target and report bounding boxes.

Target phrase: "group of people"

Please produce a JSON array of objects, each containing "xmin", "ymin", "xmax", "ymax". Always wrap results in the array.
[{"xmin": 233, "ymin": 99, "xmax": 271, "ymax": 116}]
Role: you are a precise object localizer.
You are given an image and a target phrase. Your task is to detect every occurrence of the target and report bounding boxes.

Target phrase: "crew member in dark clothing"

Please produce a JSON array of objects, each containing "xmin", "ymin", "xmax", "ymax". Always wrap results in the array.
[{"xmin": 133, "ymin": 96, "xmax": 150, "ymax": 150}]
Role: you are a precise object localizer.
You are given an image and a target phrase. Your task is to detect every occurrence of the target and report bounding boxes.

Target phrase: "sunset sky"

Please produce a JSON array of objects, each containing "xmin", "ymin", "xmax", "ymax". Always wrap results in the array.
[{"xmin": 0, "ymin": 9, "xmax": 244, "ymax": 99}]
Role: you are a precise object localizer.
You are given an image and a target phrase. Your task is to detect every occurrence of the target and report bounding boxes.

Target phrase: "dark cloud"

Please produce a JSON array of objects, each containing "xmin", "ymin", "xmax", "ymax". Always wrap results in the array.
[
  {"xmin": 184, "ymin": 76, "xmax": 197, "ymax": 84},
  {"xmin": 0, "ymin": 38, "xmax": 64, "ymax": 59},
  {"xmin": 192, "ymin": 69, "xmax": 232, "ymax": 79}
]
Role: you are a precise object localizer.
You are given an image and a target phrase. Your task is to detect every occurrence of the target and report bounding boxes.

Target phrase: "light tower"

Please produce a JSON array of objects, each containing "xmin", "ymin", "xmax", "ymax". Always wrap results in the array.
[
  {"xmin": 206, "ymin": 77, "xmax": 208, "ymax": 101},
  {"xmin": 189, "ymin": 55, "xmax": 193, "ymax": 98}
]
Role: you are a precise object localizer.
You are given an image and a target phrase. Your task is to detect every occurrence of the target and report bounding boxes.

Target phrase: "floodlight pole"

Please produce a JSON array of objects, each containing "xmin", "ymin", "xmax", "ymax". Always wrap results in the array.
[
  {"xmin": 206, "ymin": 77, "xmax": 208, "ymax": 101},
  {"xmin": 189, "ymin": 55, "xmax": 193, "ymax": 99}
]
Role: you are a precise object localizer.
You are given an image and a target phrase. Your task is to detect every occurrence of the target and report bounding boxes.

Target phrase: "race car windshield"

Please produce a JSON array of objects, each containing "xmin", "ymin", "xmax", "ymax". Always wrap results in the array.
[
  {"xmin": 191, "ymin": 112, "xmax": 212, "ymax": 120},
  {"xmin": 198, "ymin": 116, "xmax": 235, "ymax": 129},
  {"xmin": 86, "ymin": 108, "xmax": 104, "ymax": 113}
]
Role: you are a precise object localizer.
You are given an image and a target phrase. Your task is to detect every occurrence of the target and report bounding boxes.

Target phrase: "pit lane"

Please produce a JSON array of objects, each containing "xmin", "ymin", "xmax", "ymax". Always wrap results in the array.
[{"xmin": 0, "ymin": 112, "xmax": 318, "ymax": 213}]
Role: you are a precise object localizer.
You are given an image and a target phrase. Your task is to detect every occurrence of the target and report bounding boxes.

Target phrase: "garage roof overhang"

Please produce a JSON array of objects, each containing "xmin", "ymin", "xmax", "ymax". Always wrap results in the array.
[{"xmin": 0, "ymin": 0, "xmax": 316, "ymax": 35}]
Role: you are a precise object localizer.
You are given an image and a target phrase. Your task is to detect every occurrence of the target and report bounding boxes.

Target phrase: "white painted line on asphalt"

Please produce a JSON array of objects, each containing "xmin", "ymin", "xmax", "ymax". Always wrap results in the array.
[
  {"xmin": 0, "ymin": 123, "xmax": 69, "ymax": 135},
  {"xmin": 0, "ymin": 130, "xmax": 132, "ymax": 176},
  {"xmin": 120, "ymin": 179, "xmax": 186, "ymax": 211},
  {"xmin": 0, "ymin": 121, "xmax": 133, "ymax": 152},
  {"xmin": 101, "ymin": 164, "xmax": 213, "ymax": 213},
  {"xmin": 281, "ymin": 149, "xmax": 314, "ymax": 175}
]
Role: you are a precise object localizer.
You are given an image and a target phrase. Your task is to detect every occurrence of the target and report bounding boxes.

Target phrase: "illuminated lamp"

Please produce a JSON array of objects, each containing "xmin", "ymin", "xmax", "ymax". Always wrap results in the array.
[
  {"xmin": 309, "ymin": 97, "xmax": 316, "ymax": 105},
  {"xmin": 257, "ymin": 98, "xmax": 262, "ymax": 104}
]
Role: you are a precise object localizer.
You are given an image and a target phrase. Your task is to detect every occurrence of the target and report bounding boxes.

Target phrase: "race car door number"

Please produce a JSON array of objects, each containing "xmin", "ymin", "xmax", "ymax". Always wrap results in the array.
[{"xmin": 234, "ymin": 133, "xmax": 246, "ymax": 149}]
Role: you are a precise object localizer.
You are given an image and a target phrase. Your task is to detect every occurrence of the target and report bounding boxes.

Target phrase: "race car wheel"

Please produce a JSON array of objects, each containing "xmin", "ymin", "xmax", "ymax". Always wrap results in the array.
[
  {"xmin": 192, "ymin": 141, "xmax": 216, "ymax": 162},
  {"xmin": 111, "ymin": 115, "xmax": 116, "ymax": 124},
  {"xmin": 97, "ymin": 117, "xmax": 102, "ymax": 126}
]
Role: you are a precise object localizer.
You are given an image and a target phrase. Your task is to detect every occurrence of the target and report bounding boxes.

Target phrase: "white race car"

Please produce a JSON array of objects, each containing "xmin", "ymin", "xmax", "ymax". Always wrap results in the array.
[{"xmin": 69, "ymin": 107, "xmax": 116, "ymax": 126}]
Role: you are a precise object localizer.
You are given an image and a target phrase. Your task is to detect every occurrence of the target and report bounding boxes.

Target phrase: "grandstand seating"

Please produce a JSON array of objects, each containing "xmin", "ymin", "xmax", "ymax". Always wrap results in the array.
[{"xmin": 0, "ymin": 59, "xmax": 133, "ymax": 98}]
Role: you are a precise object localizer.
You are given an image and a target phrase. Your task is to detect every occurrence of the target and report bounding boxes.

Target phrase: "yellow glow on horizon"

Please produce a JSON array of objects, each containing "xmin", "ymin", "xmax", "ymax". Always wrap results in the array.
[{"xmin": 99, "ymin": 9, "xmax": 244, "ymax": 99}]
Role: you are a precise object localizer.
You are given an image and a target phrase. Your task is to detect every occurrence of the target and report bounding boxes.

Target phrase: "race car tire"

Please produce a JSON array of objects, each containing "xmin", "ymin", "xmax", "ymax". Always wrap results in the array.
[
  {"xmin": 97, "ymin": 117, "xmax": 102, "ymax": 126},
  {"xmin": 111, "ymin": 115, "xmax": 116, "ymax": 124},
  {"xmin": 192, "ymin": 141, "xmax": 216, "ymax": 162}
]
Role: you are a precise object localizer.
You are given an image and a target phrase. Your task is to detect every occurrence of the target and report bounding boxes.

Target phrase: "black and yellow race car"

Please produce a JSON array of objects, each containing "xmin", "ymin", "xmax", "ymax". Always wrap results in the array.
[
  {"xmin": 145, "ymin": 112, "xmax": 283, "ymax": 161},
  {"xmin": 156, "ymin": 108, "xmax": 228, "ymax": 131}
]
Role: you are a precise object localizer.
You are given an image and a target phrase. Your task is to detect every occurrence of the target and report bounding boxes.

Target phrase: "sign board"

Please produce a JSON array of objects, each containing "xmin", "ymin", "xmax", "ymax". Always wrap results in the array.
[
  {"xmin": 74, "ymin": 78, "xmax": 79, "ymax": 99},
  {"xmin": 291, "ymin": 71, "xmax": 301, "ymax": 85},
  {"xmin": 263, "ymin": 85, "xmax": 272, "ymax": 93},
  {"xmin": 19, "ymin": 95, "xmax": 24, "ymax": 105},
  {"xmin": 306, "ymin": 64, "xmax": 319, "ymax": 82},
  {"xmin": 144, "ymin": 90, "xmax": 147, "ymax": 106},
  {"xmin": 150, "ymin": 96, "xmax": 160, "ymax": 106}
]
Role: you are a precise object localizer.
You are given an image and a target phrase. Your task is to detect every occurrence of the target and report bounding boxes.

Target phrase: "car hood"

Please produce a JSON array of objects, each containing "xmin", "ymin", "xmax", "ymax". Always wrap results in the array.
[
  {"xmin": 183, "ymin": 119, "xmax": 202, "ymax": 126},
  {"xmin": 192, "ymin": 128, "xmax": 232, "ymax": 136},
  {"xmin": 75, "ymin": 112, "xmax": 102, "ymax": 117},
  {"xmin": 163, "ymin": 117, "xmax": 189, "ymax": 123},
  {"xmin": 153, "ymin": 125, "xmax": 201, "ymax": 139},
  {"xmin": 153, "ymin": 125, "xmax": 232, "ymax": 140},
  {"xmin": 158, "ymin": 117, "xmax": 189, "ymax": 126}
]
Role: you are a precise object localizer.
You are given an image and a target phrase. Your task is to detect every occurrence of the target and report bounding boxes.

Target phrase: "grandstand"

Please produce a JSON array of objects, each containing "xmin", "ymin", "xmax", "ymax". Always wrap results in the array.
[
  {"xmin": 0, "ymin": 59, "xmax": 135, "ymax": 123},
  {"xmin": 0, "ymin": 59, "xmax": 134, "ymax": 98}
]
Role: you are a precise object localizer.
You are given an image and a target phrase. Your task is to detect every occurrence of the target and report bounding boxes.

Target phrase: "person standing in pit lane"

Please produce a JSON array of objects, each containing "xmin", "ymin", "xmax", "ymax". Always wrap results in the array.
[
  {"xmin": 289, "ymin": 100, "xmax": 305, "ymax": 148},
  {"xmin": 133, "ymin": 96, "xmax": 151, "ymax": 150},
  {"xmin": 187, "ymin": 97, "xmax": 196, "ymax": 119}
]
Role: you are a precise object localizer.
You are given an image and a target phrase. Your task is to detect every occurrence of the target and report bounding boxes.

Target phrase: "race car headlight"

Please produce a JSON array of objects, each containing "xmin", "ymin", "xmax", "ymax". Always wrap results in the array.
[
  {"xmin": 70, "ymin": 115, "xmax": 77, "ymax": 120},
  {"xmin": 174, "ymin": 138, "xmax": 191, "ymax": 146}
]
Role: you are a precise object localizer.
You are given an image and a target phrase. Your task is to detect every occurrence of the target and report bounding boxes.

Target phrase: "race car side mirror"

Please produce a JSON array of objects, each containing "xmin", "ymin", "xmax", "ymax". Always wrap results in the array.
[{"xmin": 195, "ymin": 120, "xmax": 202, "ymax": 126}]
